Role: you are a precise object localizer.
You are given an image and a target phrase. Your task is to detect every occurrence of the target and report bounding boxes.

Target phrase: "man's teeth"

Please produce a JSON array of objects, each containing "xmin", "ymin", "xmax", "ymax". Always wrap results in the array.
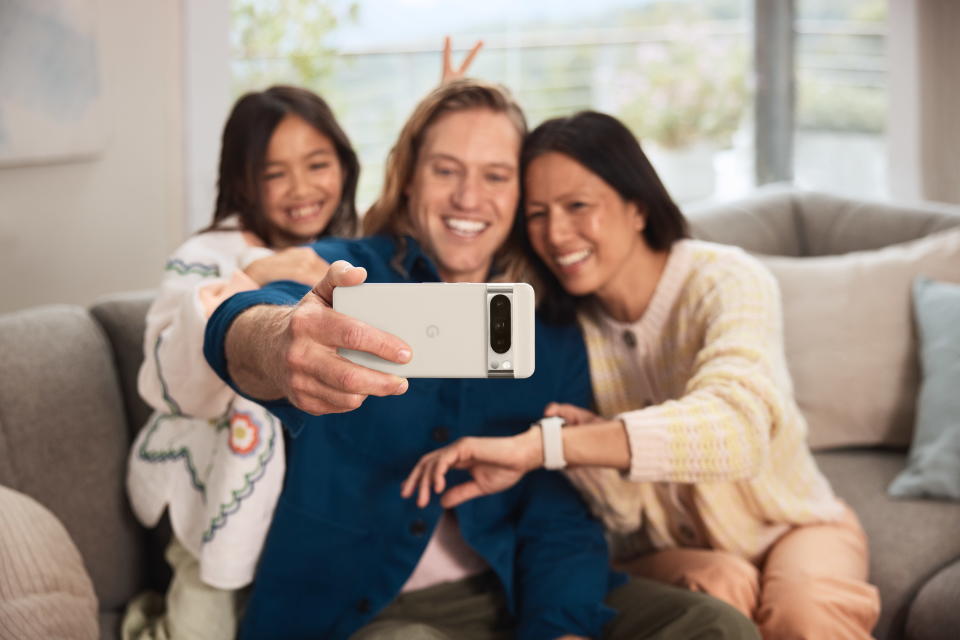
[
  {"xmin": 444, "ymin": 218, "xmax": 489, "ymax": 235},
  {"xmin": 290, "ymin": 204, "xmax": 320, "ymax": 219},
  {"xmin": 556, "ymin": 249, "xmax": 592, "ymax": 267}
]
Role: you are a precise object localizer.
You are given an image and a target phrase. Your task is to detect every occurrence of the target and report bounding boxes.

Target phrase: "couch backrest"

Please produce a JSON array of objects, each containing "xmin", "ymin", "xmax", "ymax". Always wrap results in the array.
[
  {"xmin": 795, "ymin": 191, "xmax": 960, "ymax": 256},
  {"xmin": 0, "ymin": 304, "xmax": 146, "ymax": 611},
  {"xmin": 687, "ymin": 186, "xmax": 960, "ymax": 258},
  {"xmin": 687, "ymin": 188, "xmax": 960, "ymax": 451},
  {"xmin": 90, "ymin": 291, "xmax": 156, "ymax": 438},
  {"xmin": 686, "ymin": 188, "xmax": 806, "ymax": 256}
]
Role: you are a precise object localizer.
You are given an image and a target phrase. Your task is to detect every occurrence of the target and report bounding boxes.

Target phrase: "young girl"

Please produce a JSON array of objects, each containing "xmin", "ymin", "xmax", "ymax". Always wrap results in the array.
[
  {"xmin": 124, "ymin": 85, "xmax": 359, "ymax": 640},
  {"xmin": 124, "ymin": 43, "xmax": 483, "ymax": 640},
  {"xmin": 403, "ymin": 111, "xmax": 881, "ymax": 639}
]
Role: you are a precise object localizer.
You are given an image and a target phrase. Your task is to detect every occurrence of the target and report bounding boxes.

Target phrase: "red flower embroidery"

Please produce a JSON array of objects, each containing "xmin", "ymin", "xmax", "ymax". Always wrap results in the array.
[{"xmin": 229, "ymin": 412, "xmax": 260, "ymax": 456}]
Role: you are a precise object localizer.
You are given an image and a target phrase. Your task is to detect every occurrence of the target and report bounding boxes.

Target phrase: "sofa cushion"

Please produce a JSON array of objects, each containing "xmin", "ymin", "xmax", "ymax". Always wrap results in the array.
[
  {"xmin": 796, "ymin": 191, "xmax": 960, "ymax": 257},
  {"xmin": 0, "ymin": 305, "xmax": 145, "ymax": 613},
  {"xmin": 761, "ymin": 229, "xmax": 960, "ymax": 450},
  {"xmin": 889, "ymin": 277, "xmax": 960, "ymax": 499},
  {"xmin": 90, "ymin": 290, "xmax": 155, "ymax": 438},
  {"xmin": 905, "ymin": 558, "xmax": 960, "ymax": 640},
  {"xmin": 815, "ymin": 449, "xmax": 960, "ymax": 640},
  {"xmin": 686, "ymin": 187, "xmax": 806, "ymax": 256},
  {"xmin": 0, "ymin": 485, "xmax": 99, "ymax": 639}
]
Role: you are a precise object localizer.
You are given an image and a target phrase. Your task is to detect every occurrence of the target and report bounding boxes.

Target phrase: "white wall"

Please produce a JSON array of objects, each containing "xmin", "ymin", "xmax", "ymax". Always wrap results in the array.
[{"xmin": 0, "ymin": 0, "xmax": 185, "ymax": 312}]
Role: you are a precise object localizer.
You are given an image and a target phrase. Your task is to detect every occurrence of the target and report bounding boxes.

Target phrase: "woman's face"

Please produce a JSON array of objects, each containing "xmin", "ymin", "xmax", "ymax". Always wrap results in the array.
[
  {"xmin": 261, "ymin": 114, "xmax": 343, "ymax": 249},
  {"xmin": 524, "ymin": 152, "xmax": 646, "ymax": 296},
  {"xmin": 405, "ymin": 108, "xmax": 521, "ymax": 282}
]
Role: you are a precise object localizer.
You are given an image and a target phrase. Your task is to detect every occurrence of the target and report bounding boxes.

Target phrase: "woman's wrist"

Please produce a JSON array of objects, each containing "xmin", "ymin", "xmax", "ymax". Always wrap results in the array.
[{"xmin": 518, "ymin": 425, "xmax": 545, "ymax": 471}]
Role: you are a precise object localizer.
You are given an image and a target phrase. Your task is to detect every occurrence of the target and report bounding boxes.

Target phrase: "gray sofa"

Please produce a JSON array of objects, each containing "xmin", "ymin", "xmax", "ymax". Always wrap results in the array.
[{"xmin": 1, "ymin": 188, "xmax": 959, "ymax": 639}]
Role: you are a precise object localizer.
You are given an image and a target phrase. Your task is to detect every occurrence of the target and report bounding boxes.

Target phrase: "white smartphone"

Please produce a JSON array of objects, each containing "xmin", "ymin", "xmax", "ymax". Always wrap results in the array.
[{"xmin": 332, "ymin": 282, "xmax": 535, "ymax": 378}]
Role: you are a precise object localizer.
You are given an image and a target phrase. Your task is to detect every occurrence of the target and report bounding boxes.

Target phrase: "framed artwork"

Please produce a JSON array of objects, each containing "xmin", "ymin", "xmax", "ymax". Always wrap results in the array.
[{"xmin": 0, "ymin": 0, "xmax": 106, "ymax": 167}]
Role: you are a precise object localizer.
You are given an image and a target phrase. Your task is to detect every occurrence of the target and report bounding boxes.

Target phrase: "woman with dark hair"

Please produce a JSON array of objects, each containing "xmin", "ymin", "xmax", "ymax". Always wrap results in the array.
[{"xmin": 405, "ymin": 111, "xmax": 881, "ymax": 638}]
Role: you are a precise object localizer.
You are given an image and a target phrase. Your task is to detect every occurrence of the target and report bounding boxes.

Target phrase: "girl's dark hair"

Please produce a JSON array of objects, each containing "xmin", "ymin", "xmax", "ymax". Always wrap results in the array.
[
  {"xmin": 205, "ymin": 85, "xmax": 359, "ymax": 243},
  {"xmin": 517, "ymin": 110, "xmax": 689, "ymax": 323}
]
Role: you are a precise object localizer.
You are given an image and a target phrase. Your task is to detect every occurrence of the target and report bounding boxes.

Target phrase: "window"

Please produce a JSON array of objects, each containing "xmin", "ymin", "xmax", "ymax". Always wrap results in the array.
[
  {"xmin": 794, "ymin": 0, "xmax": 887, "ymax": 198},
  {"xmin": 229, "ymin": 0, "xmax": 887, "ymax": 211}
]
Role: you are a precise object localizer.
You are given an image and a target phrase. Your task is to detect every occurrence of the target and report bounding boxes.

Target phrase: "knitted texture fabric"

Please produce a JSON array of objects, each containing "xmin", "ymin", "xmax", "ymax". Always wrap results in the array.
[
  {"xmin": 0, "ymin": 486, "xmax": 98, "ymax": 639},
  {"xmin": 565, "ymin": 240, "xmax": 844, "ymax": 564}
]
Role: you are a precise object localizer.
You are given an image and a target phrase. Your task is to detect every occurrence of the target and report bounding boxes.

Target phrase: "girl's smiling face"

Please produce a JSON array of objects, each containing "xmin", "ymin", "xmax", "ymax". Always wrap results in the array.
[{"xmin": 261, "ymin": 114, "xmax": 343, "ymax": 248}]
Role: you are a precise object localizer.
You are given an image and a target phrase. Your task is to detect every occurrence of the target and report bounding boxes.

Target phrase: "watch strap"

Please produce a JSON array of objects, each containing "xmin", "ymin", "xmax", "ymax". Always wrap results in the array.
[{"xmin": 539, "ymin": 416, "xmax": 566, "ymax": 470}]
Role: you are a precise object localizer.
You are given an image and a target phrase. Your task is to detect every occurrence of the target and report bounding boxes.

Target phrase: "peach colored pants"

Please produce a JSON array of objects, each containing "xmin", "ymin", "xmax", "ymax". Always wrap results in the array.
[{"xmin": 618, "ymin": 505, "xmax": 880, "ymax": 639}]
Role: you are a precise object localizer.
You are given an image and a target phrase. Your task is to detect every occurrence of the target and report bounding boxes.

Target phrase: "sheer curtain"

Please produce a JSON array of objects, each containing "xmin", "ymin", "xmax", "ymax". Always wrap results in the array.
[{"xmin": 887, "ymin": 0, "xmax": 960, "ymax": 205}]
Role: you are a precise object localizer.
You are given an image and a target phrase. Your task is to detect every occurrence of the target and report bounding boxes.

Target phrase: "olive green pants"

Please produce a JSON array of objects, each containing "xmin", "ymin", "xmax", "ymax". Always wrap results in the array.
[{"xmin": 351, "ymin": 571, "xmax": 760, "ymax": 640}]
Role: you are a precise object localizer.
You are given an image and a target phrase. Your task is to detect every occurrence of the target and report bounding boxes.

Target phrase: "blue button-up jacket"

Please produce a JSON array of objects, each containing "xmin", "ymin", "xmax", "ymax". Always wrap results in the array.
[{"xmin": 204, "ymin": 235, "xmax": 622, "ymax": 640}]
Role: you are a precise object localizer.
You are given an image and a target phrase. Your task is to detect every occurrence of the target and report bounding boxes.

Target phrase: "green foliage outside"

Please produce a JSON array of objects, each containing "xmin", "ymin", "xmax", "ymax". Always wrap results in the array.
[
  {"xmin": 231, "ymin": 0, "xmax": 358, "ymax": 96},
  {"xmin": 618, "ymin": 33, "xmax": 748, "ymax": 149}
]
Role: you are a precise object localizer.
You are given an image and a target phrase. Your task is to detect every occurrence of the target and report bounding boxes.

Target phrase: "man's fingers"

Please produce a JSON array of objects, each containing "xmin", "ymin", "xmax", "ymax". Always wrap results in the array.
[
  {"xmin": 441, "ymin": 482, "xmax": 484, "ymax": 509},
  {"xmin": 311, "ymin": 260, "xmax": 367, "ymax": 306},
  {"xmin": 318, "ymin": 310, "xmax": 412, "ymax": 367},
  {"xmin": 285, "ymin": 370, "xmax": 371, "ymax": 415},
  {"xmin": 305, "ymin": 353, "xmax": 408, "ymax": 398}
]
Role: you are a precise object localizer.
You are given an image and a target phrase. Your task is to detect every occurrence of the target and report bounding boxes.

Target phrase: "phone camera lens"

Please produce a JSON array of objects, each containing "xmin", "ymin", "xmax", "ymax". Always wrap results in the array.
[{"xmin": 489, "ymin": 294, "xmax": 511, "ymax": 354}]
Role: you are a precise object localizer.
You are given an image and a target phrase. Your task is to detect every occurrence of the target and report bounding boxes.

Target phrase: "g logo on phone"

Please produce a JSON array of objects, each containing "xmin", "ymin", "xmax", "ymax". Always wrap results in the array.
[{"xmin": 425, "ymin": 324, "xmax": 440, "ymax": 338}]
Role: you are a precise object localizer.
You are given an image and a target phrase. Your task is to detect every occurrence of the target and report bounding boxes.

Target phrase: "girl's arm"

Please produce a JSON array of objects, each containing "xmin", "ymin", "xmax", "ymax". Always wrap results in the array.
[{"xmin": 138, "ymin": 234, "xmax": 250, "ymax": 419}]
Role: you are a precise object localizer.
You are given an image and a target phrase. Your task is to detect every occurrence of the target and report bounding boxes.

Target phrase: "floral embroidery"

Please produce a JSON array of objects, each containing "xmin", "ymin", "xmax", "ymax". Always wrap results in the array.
[{"xmin": 228, "ymin": 412, "xmax": 260, "ymax": 456}]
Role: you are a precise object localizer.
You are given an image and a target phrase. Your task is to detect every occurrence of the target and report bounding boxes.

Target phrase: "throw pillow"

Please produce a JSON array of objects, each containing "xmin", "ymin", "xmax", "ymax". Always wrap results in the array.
[
  {"xmin": 888, "ymin": 277, "xmax": 960, "ymax": 499},
  {"xmin": 0, "ymin": 485, "xmax": 99, "ymax": 639},
  {"xmin": 758, "ymin": 228, "xmax": 960, "ymax": 450}
]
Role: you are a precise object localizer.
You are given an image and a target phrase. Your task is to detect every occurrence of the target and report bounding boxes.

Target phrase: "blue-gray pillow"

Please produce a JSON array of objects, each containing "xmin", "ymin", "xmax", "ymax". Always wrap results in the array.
[{"xmin": 889, "ymin": 276, "xmax": 960, "ymax": 500}]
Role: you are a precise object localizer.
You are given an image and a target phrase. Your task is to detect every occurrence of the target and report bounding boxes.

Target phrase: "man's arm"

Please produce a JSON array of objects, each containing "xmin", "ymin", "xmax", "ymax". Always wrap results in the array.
[{"xmin": 204, "ymin": 261, "xmax": 412, "ymax": 416}]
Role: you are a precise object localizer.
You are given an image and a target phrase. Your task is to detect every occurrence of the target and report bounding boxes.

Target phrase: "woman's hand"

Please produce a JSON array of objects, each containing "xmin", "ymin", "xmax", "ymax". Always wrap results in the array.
[
  {"xmin": 401, "ymin": 428, "xmax": 543, "ymax": 508},
  {"xmin": 543, "ymin": 402, "xmax": 603, "ymax": 426},
  {"xmin": 440, "ymin": 35, "xmax": 483, "ymax": 83},
  {"xmin": 244, "ymin": 247, "xmax": 330, "ymax": 287}
]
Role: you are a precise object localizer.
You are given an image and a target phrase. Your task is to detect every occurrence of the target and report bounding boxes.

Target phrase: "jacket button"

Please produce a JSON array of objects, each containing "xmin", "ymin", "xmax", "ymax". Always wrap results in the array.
[
  {"xmin": 431, "ymin": 426, "xmax": 450, "ymax": 442},
  {"xmin": 356, "ymin": 597, "xmax": 372, "ymax": 614},
  {"xmin": 623, "ymin": 330, "xmax": 637, "ymax": 348},
  {"xmin": 410, "ymin": 518, "xmax": 428, "ymax": 537}
]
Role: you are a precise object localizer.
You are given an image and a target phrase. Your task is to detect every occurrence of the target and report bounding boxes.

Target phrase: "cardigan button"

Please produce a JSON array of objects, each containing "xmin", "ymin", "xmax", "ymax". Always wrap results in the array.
[
  {"xmin": 431, "ymin": 426, "xmax": 450, "ymax": 443},
  {"xmin": 410, "ymin": 518, "xmax": 428, "ymax": 537},
  {"xmin": 622, "ymin": 330, "xmax": 637, "ymax": 348},
  {"xmin": 356, "ymin": 597, "xmax": 372, "ymax": 614}
]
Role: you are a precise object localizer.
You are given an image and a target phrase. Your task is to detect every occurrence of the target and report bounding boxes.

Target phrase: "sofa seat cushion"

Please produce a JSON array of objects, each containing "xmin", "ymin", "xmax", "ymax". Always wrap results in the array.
[
  {"xmin": 0, "ymin": 305, "xmax": 145, "ymax": 614},
  {"xmin": 815, "ymin": 449, "xmax": 960, "ymax": 639},
  {"xmin": 905, "ymin": 558, "xmax": 960, "ymax": 640}
]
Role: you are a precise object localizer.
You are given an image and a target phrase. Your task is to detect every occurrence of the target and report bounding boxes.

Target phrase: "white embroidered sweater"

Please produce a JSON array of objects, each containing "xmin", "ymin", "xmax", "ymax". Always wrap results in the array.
[{"xmin": 128, "ymin": 222, "xmax": 282, "ymax": 589}]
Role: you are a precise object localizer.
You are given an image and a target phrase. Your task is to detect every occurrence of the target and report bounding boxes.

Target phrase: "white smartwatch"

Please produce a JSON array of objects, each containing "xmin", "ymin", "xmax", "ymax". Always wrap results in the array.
[{"xmin": 538, "ymin": 416, "xmax": 567, "ymax": 470}]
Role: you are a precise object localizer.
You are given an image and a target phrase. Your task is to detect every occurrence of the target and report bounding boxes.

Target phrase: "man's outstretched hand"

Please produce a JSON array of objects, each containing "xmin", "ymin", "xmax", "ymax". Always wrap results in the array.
[{"xmin": 226, "ymin": 260, "xmax": 412, "ymax": 415}]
